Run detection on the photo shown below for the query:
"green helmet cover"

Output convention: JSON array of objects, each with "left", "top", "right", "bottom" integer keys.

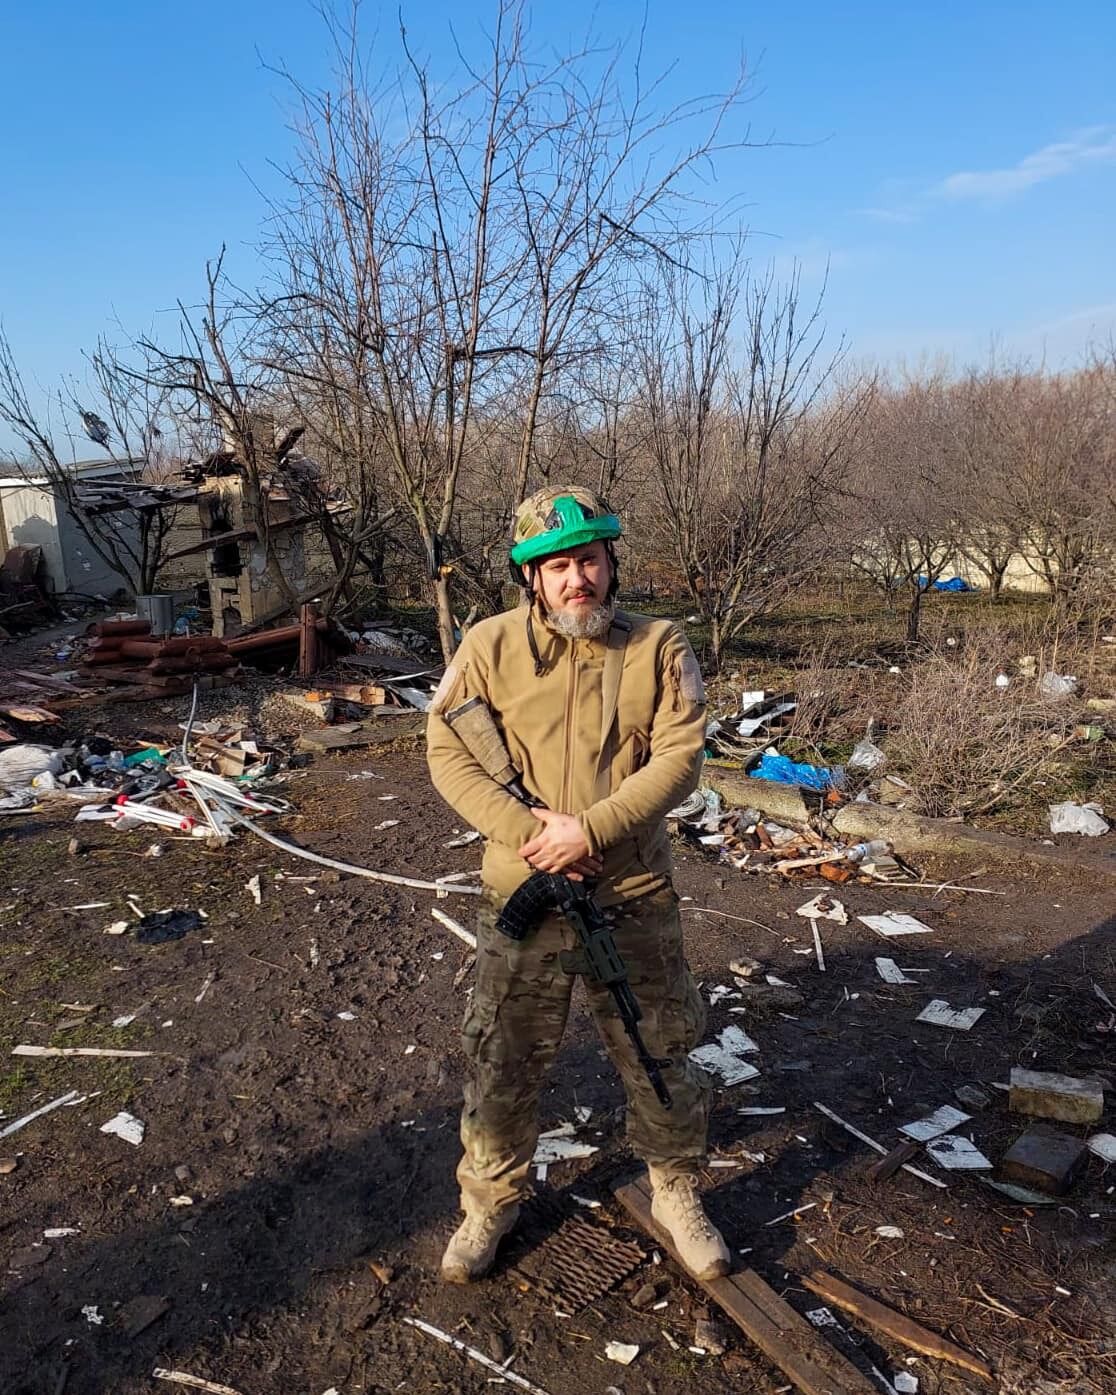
[{"left": 509, "top": 492, "right": 622, "bottom": 566}]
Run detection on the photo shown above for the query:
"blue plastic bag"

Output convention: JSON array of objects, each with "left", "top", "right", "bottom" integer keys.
[{"left": 751, "top": 753, "right": 837, "bottom": 791}]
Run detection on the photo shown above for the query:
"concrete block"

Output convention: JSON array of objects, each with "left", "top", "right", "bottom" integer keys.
[
  {"left": 1009, "top": 1068, "right": 1104, "bottom": 1124},
  {"left": 999, "top": 1126, "right": 1087, "bottom": 1195}
]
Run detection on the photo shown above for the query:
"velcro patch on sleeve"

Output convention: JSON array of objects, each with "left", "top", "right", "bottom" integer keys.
[{"left": 679, "top": 650, "right": 705, "bottom": 704}]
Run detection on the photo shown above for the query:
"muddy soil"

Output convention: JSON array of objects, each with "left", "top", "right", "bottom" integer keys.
[{"left": 1, "top": 725, "right": 1114, "bottom": 1395}]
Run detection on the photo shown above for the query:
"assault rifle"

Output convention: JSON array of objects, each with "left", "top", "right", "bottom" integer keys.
[{"left": 443, "top": 694, "right": 672, "bottom": 1110}]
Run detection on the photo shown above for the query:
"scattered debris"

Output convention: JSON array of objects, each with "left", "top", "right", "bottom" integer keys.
[
  {"left": 729, "top": 955, "right": 763, "bottom": 978},
  {"left": 1048, "top": 801, "right": 1109, "bottom": 836},
  {"left": 443, "top": 829, "right": 482, "bottom": 848},
  {"left": 245, "top": 875, "right": 262, "bottom": 906},
  {"left": 689, "top": 1025, "right": 761, "bottom": 1086},
  {"left": 82, "top": 1305, "right": 105, "bottom": 1325},
  {"left": 866, "top": 1141, "right": 921, "bottom": 1184},
  {"left": 924, "top": 1135, "right": 991, "bottom": 1171},
  {"left": 915, "top": 1001, "right": 985, "bottom": 1031},
  {"left": 999, "top": 1127, "right": 1088, "bottom": 1194},
  {"left": 955, "top": 1084, "right": 992, "bottom": 1110},
  {"left": 12, "top": 1044, "right": 154, "bottom": 1059},
  {"left": 100, "top": 1111, "right": 146, "bottom": 1146},
  {"left": 859, "top": 913, "right": 933, "bottom": 938},
  {"left": 1086, "top": 1132, "right": 1116, "bottom": 1163},
  {"left": 533, "top": 1127, "right": 599, "bottom": 1165},
  {"left": 0, "top": 1089, "right": 80, "bottom": 1139},
  {"left": 796, "top": 894, "right": 848, "bottom": 925},
  {"left": 1009, "top": 1068, "right": 1104, "bottom": 1124},
  {"left": 153, "top": 1371, "right": 245, "bottom": 1395},
  {"left": 604, "top": 1342, "right": 641, "bottom": 1366},
  {"left": 899, "top": 1106, "right": 972, "bottom": 1141},
  {"left": 875, "top": 1225, "right": 905, "bottom": 1239},
  {"left": 431, "top": 906, "right": 478, "bottom": 950},
  {"left": 764, "top": 1201, "right": 817, "bottom": 1227},
  {"left": 875, "top": 958, "right": 916, "bottom": 985},
  {"left": 813, "top": 1103, "right": 946, "bottom": 1188},
  {"left": 402, "top": 1317, "right": 552, "bottom": 1395},
  {"left": 802, "top": 1269, "right": 994, "bottom": 1383}
]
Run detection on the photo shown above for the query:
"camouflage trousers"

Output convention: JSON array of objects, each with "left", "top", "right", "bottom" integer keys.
[{"left": 457, "top": 885, "right": 710, "bottom": 1211}]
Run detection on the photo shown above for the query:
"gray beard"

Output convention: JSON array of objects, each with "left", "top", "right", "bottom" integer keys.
[{"left": 547, "top": 598, "right": 615, "bottom": 639}]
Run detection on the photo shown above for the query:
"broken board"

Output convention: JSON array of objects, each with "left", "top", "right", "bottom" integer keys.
[
  {"left": 614, "top": 1173, "right": 876, "bottom": 1395},
  {"left": 296, "top": 714, "right": 426, "bottom": 752}
]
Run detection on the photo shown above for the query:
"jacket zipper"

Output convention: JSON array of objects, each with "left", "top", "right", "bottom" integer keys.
[{"left": 561, "top": 640, "right": 579, "bottom": 812}]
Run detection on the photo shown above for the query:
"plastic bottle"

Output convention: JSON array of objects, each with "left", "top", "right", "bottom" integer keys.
[
  {"left": 845, "top": 839, "right": 893, "bottom": 864},
  {"left": 107, "top": 751, "right": 127, "bottom": 773}
]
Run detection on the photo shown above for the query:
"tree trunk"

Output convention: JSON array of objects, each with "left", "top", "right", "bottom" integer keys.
[
  {"left": 906, "top": 581, "right": 922, "bottom": 643},
  {"left": 433, "top": 571, "right": 457, "bottom": 663},
  {"left": 710, "top": 614, "right": 724, "bottom": 672}
]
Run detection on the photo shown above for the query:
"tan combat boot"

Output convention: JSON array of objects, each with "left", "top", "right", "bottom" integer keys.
[
  {"left": 440, "top": 1202, "right": 521, "bottom": 1284},
  {"left": 648, "top": 1168, "right": 731, "bottom": 1281}
]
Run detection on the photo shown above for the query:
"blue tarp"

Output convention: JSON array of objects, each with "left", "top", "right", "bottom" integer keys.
[
  {"left": 750, "top": 753, "right": 839, "bottom": 791},
  {"left": 916, "top": 575, "right": 975, "bottom": 593}
]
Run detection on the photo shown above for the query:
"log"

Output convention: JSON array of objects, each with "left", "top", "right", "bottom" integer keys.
[{"left": 801, "top": 1270, "right": 995, "bottom": 1382}]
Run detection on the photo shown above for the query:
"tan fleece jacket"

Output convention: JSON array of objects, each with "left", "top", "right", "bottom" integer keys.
[{"left": 426, "top": 603, "right": 706, "bottom": 905}]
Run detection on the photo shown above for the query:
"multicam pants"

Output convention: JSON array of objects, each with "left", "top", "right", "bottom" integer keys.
[{"left": 457, "top": 885, "right": 710, "bottom": 1210}]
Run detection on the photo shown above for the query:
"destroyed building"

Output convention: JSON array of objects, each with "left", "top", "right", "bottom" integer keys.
[{"left": 183, "top": 417, "right": 348, "bottom": 636}]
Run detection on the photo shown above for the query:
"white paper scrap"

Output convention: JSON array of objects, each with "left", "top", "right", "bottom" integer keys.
[
  {"left": 875, "top": 957, "right": 915, "bottom": 984},
  {"left": 859, "top": 913, "right": 933, "bottom": 937},
  {"left": 1086, "top": 1133, "right": 1116, "bottom": 1162},
  {"left": 690, "top": 1025, "right": 761, "bottom": 1086},
  {"left": 605, "top": 1342, "right": 640, "bottom": 1366},
  {"left": 796, "top": 895, "right": 848, "bottom": 925},
  {"left": 925, "top": 1134, "right": 992, "bottom": 1170},
  {"left": 532, "top": 1136, "right": 599, "bottom": 1165},
  {"left": 916, "top": 1000, "right": 985, "bottom": 1031},
  {"left": 875, "top": 1225, "right": 905, "bottom": 1238},
  {"left": 900, "top": 1105, "right": 972, "bottom": 1141},
  {"left": 100, "top": 1110, "right": 145, "bottom": 1146}
]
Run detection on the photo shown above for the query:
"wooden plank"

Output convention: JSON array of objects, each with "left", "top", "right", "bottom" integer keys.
[
  {"left": 866, "top": 1140, "right": 920, "bottom": 1183},
  {"left": 342, "top": 652, "right": 442, "bottom": 679},
  {"left": 614, "top": 1175, "right": 875, "bottom": 1395},
  {"left": 299, "top": 602, "right": 320, "bottom": 678},
  {"left": 162, "top": 526, "right": 256, "bottom": 564},
  {"left": 802, "top": 1270, "right": 995, "bottom": 1383}
]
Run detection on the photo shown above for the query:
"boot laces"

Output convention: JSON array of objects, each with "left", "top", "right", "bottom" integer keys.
[{"left": 664, "top": 1177, "right": 716, "bottom": 1243}]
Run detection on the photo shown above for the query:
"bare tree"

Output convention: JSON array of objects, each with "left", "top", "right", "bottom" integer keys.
[
  {"left": 851, "top": 372, "right": 960, "bottom": 642},
  {"left": 264, "top": 0, "right": 748, "bottom": 660},
  {"left": 0, "top": 325, "right": 180, "bottom": 595},
  {"left": 643, "top": 259, "right": 873, "bottom": 666}
]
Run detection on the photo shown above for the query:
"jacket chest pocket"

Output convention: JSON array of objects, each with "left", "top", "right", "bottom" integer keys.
[{"left": 613, "top": 728, "right": 651, "bottom": 789}]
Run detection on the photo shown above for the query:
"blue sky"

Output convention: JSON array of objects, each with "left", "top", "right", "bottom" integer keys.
[{"left": 1, "top": 0, "right": 1113, "bottom": 449}]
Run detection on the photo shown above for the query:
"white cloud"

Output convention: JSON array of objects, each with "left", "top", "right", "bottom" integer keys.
[
  {"left": 860, "top": 125, "right": 1116, "bottom": 222},
  {"left": 935, "top": 126, "right": 1116, "bottom": 201}
]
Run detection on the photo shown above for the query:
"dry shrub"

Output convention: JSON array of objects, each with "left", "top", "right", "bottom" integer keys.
[{"left": 888, "top": 645, "right": 1080, "bottom": 818}]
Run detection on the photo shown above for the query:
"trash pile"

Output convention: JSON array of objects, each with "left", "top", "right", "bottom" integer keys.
[{"left": 669, "top": 787, "right": 917, "bottom": 885}]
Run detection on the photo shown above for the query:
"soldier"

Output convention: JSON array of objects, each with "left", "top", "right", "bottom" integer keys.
[{"left": 426, "top": 486, "right": 730, "bottom": 1283}]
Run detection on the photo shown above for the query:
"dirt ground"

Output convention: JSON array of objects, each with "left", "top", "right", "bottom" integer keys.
[{"left": 2, "top": 699, "right": 1116, "bottom": 1395}]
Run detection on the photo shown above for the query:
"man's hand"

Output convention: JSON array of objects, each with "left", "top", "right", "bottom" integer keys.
[{"left": 518, "top": 808, "right": 602, "bottom": 880}]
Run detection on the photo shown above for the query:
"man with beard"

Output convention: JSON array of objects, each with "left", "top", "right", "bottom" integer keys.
[{"left": 426, "top": 486, "right": 730, "bottom": 1284}]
